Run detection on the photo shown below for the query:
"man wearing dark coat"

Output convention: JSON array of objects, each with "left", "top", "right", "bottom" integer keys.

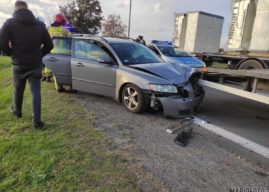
[{"left": 0, "top": 1, "right": 53, "bottom": 129}]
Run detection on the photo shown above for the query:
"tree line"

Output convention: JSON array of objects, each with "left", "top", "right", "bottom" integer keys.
[{"left": 60, "top": 0, "right": 127, "bottom": 37}]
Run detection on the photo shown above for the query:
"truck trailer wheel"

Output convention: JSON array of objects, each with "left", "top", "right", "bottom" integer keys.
[{"left": 238, "top": 59, "right": 264, "bottom": 70}]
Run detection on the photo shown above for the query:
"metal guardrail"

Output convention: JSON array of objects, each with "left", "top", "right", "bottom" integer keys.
[
  {"left": 199, "top": 79, "right": 269, "bottom": 105},
  {"left": 206, "top": 68, "right": 269, "bottom": 80},
  {"left": 200, "top": 68, "right": 269, "bottom": 105}
]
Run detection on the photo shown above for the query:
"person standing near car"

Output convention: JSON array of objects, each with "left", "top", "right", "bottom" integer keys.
[
  {"left": 44, "top": 14, "right": 69, "bottom": 82},
  {"left": 0, "top": 1, "right": 53, "bottom": 129},
  {"left": 46, "top": 14, "right": 71, "bottom": 90},
  {"left": 48, "top": 14, "right": 70, "bottom": 38},
  {"left": 135, "top": 35, "right": 146, "bottom": 45}
]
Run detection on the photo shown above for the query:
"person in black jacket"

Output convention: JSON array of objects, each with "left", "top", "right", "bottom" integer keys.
[
  {"left": 135, "top": 35, "right": 146, "bottom": 45},
  {"left": 0, "top": 1, "right": 53, "bottom": 129}
]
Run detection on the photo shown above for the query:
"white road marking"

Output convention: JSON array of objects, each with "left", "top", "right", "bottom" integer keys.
[{"left": 194, "top": 117, "right": 269, "bottom": 159}]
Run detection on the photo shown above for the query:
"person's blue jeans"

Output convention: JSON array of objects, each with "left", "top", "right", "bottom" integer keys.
[{"left": 13, "top": 67, "right": 42, "bottom": 123}]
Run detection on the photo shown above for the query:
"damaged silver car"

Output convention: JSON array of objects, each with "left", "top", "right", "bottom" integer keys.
[{"left": 43, "top": 36, "right": 204, "bottom": 118}]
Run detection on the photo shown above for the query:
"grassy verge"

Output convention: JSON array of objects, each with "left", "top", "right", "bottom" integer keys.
[
  {"left": 0, "top": 56, "right": 140, "bottom": 192},
  {"left": 211, "top": 62, "right": 228, "bottom": 69}
]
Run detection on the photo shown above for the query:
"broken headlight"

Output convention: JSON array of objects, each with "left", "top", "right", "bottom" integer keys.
[
  {"left": 149, "top": 84, "right": 178, "bottom": 93},
  {"left": 189, "top": 73, "right": 201, "bottom": 87}
]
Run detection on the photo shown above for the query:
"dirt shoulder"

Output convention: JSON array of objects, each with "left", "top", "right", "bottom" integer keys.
[{"left": 75, "top": 92, "right": 269, "bottom": 192}]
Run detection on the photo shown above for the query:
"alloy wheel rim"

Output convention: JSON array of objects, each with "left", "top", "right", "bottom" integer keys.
[{"left": 124, "top": 87, "right": 139, "bottom": 110}]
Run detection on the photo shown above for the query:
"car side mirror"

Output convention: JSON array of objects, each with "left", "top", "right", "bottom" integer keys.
[{"left": 98, "top": 55, "right": 114, "bottom": 64}]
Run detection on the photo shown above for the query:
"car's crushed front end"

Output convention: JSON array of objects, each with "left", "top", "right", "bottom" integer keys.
[
  {"left": 126, "top": 63, "right": 205, "bottom": 118},
  {"left": 145, "top": 76, "right": 204, "bottom": 118}
]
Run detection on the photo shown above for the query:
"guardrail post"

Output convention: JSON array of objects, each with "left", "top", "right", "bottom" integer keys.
[
  {"left": 219, "top": 76, "right": 224, "bottom": 84},
  {"left": 244, "top": 78, "right": 251, "bottom": 92},
  {"left": 252, "top": 78, "right": 258, "bottom": 93}
]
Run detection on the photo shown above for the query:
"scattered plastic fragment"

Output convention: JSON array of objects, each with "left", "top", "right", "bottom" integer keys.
[
  {"left": 254, "top": 171, "right": 268, "bottom": 177},
  {"left": 166, "top": 117, "right": 194, "bottom": 134}
]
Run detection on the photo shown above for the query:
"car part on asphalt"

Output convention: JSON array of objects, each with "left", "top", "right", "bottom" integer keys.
[
  {"left": 166, "top": 117, "right": 194, "bottom": 134},
  {"left": 174, "top": 127, "right": 193, "bottom": 147}
]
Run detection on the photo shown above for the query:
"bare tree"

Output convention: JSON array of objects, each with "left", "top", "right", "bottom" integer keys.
[{"left": 102, "top": 14, "right": 127, "bottom": 38}]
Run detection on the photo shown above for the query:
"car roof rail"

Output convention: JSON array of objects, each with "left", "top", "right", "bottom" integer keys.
[
  {"left": 72, "top": 34, "right": 108, "bottom": 43},
  {"left": 72, "top": 34, "right": 84, "bottom": 37},
  {"left": 73, "top": 35, "right": 138, "bottom": 43},
  {"left": 103, "top": 36, "right": 135, "bottom": 41},
  {"left": 94, "top": 36, "right": 108, "bottom": 43}
]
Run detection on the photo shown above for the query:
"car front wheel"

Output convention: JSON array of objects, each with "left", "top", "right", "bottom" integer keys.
[{"left": 122, "top": 84, "right": 147, "bottom": 113}]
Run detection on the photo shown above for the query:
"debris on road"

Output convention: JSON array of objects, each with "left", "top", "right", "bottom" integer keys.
[
  {"left": 174, "top": 127, "right": 193, "bottom": 147},
  {"left": 254, "top": 171, "right": 268, "bottom": 177},
  {"left": 165, "top": 117, "right": 194, "bottom": 147},
  {"left": 166, "top": 117, "right": 194, "bottom": 134},
  {"left": 74, "top": 92, "right": 269, "bottom": 192}
]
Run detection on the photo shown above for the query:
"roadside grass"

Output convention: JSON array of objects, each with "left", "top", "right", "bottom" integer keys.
[
  {"left": 0, "top": 56, "right": 140, "bottom": 192},
  {"left": 211, "top": 62, "right": 228, "bottom": 69},
  {"left": 0, "top": 56, "right": 11, "bottom": 70}
]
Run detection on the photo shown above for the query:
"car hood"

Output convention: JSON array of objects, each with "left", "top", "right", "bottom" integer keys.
[
  {"left": 129, "top": 63, "right": 192, "bottom": 84},
  {"left": 166, "top": 56, "right": 205, "bottom": 67}
]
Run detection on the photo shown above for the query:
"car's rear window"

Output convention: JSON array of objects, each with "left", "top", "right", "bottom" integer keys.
[{"left": 51, "top": 38, "right": 72, "bottom": 55}]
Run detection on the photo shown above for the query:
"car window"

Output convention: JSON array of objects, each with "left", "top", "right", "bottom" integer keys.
[
  {"left": 110, "top": 42, "right": 163, "bottom": 65},
  {"left": 157, "top": 46, "right": 191, "bottom": 57},
  {"left": 51, "top": 38, "right": 72, "bottom": 55},
  {"left": 73, "top": 39, "right": 111, "bottom": 62},
  {"left": 149, "top": 45, "right": 161, "bottom": 56}
]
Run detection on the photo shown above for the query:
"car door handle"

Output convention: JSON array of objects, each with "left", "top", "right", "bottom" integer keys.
[
  {"left": 74, "top": 63, "right": 85, "bottom": 67},
  {"left": 48, "top": 57, "right": 57, "bottom": 62}
]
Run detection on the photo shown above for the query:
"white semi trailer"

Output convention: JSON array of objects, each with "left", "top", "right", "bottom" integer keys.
[
  {"left": 200, "top": 0, "right": 269, "bottom": 70},
  {"left": 173, "top": 11, "right": 224, "bottom": 53},
  {"left": 229, "top": 0, "right": 269, "bottom": 51},
  {"left": 173, "top": 0, "right": 269, "bottom": 70},
  {"left": 172, "top": 0, "right": 269, "bottom": 104}
]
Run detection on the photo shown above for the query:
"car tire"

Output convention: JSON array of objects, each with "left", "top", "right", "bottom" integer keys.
[
  {"left": 122, "top": 84, "right": 147, "bottom": 113},
  {"left": 53, "top": 76, "right": 64, "bottom": 92}
]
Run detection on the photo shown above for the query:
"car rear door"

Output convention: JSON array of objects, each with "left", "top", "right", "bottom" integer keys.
[
  {"left": 71, "top": 38, "right": 117, "bottom": 97},
  {"left": 43, "top": 37, "right": 72, "bottom": 86}
]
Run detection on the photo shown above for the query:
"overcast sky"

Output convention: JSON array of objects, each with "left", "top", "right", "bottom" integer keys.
[{"left": 0, "top": 0, "right": 232, "bottom": 47}]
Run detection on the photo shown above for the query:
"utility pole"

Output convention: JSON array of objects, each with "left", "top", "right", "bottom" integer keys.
[{"left": 128, "top": 0, "right": 132, "bottom": 38}]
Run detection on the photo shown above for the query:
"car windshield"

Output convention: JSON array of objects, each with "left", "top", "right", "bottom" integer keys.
[
  {"left": 110, "top": 42, "right": 163, "bottom": 65},
  {"left": 157, "top": 46, "right": 191, "bottom": 57}
]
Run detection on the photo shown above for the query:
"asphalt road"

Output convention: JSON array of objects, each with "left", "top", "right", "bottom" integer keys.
[
  {"left": 73, "top": 91, "right": 269, "bottom": 192},
  {"left": 197, "top": 87, "right": 269, "bottom": 148}
]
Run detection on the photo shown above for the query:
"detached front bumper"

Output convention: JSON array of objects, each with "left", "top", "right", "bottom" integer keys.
[
  {"left": 158, "top": 94, "right": 203, "bottom": 118},
  {"left": 146, "top": 82, "right": 204, "bottom": 118}
]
